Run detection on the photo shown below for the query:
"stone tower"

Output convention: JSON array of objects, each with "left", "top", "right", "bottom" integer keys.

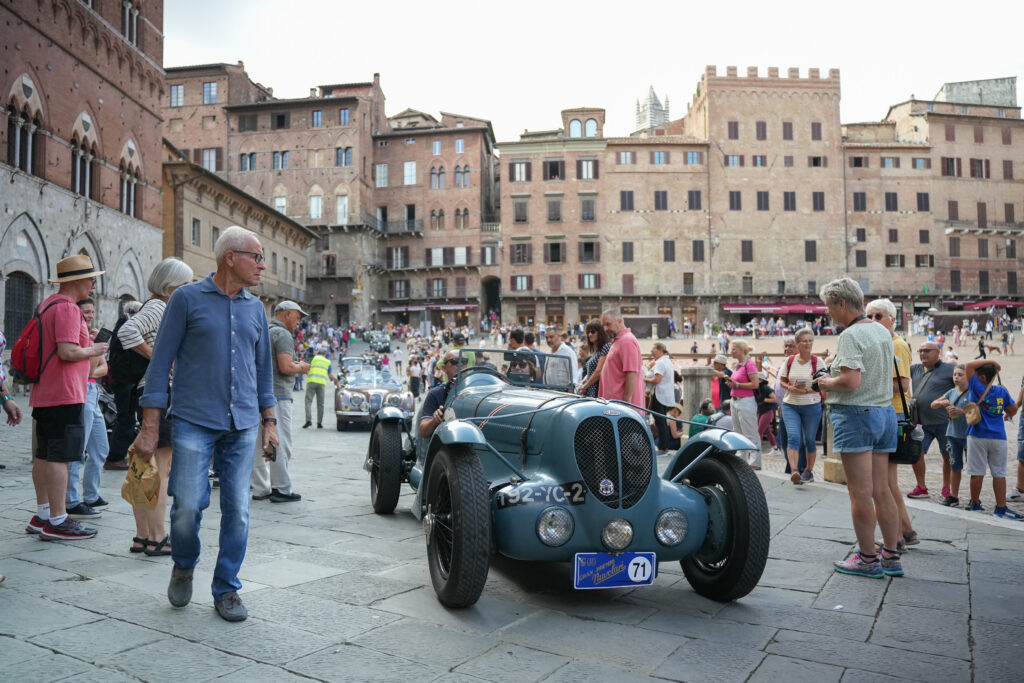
[{"left": 635, "top": 86, "right": 670, "bottom": 131}]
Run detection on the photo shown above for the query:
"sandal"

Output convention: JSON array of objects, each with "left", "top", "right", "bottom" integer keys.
[
  {"left": 130, "top": 536, "right": 150, "bottom": 554},
  {"left": 144, "top": 536, "right": 172, "bottom": 557}
]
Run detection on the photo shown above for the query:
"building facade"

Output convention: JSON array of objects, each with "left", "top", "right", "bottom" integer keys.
[
  {"left": 161, "top": 141, "right": 317, "bottom": 310},
  {"left": 1, "top": 0, "right": 165, "bottom": 338}
]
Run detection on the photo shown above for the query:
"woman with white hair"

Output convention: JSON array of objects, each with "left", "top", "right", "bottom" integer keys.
[
  {"left": 120, "top": 257, "right": 194, "bottom": 555},
  {"left": 816, "top": 278, "right": 902, "bottom": 578},
  {"left": 725, "top": 339, "right": 762, "bottom": 468}
]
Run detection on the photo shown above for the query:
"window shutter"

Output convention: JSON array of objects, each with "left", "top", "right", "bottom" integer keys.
[
  {"left": 527, "top": 244, "right": 533, "bottom": 263},
  {"left": 425, "top": 248, "right": 431, "bottom": 263},
  {"left": 576, "top": 159, "right": 582, "bottom": 179},
  {"left": 578, "top": 242, "right": 584, "bottom": 262},
  {"left": 508, "top": 162, "right": 515, "bottom": 180},
  {"left": 593, "top": 160, "right": 599, "bottom": 178},
  {"left": 984, "top": 159, "right": 990, "bottom": 178},
  {"left": 740, "top": 155, "right": 745, "bottom": 167},
  {"left": 557, "top": 160, "right": 564, "bottom": 179},
  {"left": 510, "top": 276, "right": 516, "bottom": 290},
  {"left": 650, "top": 151, "right": 655, "bottom": 164},
  {"left": 386, "top": 249, "right": 393, "bottom": 268},
  {"left": 594, "top": 241, "right": 600, "bottom": 262},
  {"left": 894, "top": 157, "right": 900, "bottom": 169},
  {"left": 578, "top": 273, "right": 584, "bottom": 289},
  {"left": 466, "top": 247, "right": 472, "bottom": 265},
  {"left": 543, "top": 243, "right": 551, "bottom": 263},
  {"left": 698, "top": 151, "right": 704, "bottom": 164},
  {"left": 527, "top": 275, "right": 533, "bottom": 290},
  {"left": 525, "top": 162, "right": 532, "bottom": 181},
  {"left": 664, "top": 151, "right": 670, "bottom": 164},
  {"left": 623, "top": 274, "right": 633, "bottom": 294},
  {"left": 956, "top": 158, "right": 962, "bottom": 177},
  {"left": 899, "top": 254, "right": 906, "bottom": 268},
  {"left": 216, "top": 147, "right": 224, "bottom": 171},
  {"left": 388, "top": 281, "right": 394, "bottom": 298},
  {"left": 193, "top": 149, "right": 202, "bottom": 164},
  {"left": 595, "top": 274, "right": 601, "bottom": 289},
  {"left": 822, "top": 156, "right": 828, "bottom": 167},
  {"left": 402, "top": 246, "right": 409, "bottom": 263},
  {"left": 616, "top": 152, "right": 621, "bottom": 165}
]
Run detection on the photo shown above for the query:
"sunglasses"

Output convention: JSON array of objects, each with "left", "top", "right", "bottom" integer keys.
[{"left": 444, "top": 359, "right": 466, "bottom": 366}]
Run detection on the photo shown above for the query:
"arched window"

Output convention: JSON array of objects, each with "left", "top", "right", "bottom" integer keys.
[
  {"left": 453, "top": 166, "right": 462, "bottom": 188},
  {"left": 430, "top": 210, "right": 438, "bottom": 230},
  {"left": 118, "top": 164, "right": 140, "bottom": 217},
  {"left": 430, "top": 168, "right": 438, "bottom": 189},
  {"left": 438, "top": 167, "right": 446, "bottom": 189},
  {"left": 585, "top": 118, "right": 598, "bottom": 137},
  {"left": 462, "top": 165, "right": 471, "bottom": 187},
  {"left": 438, "top": 210, "right": 445, "bottom": 231},
  {"left": 72, "top": 139, "right": 96, "bottom": 199},
  {"left": 454, "top": 209, "right": 463, "bottom": 230},
  {"left": 569, "top": 119, "right": 582, "bottom": 138},
  {"left": 6, "top": 107, "right": 42, "bottom": 175}
]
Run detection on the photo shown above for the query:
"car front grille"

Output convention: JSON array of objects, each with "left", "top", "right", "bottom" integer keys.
[
  {"left": 574, "top": 417, "right": 619, "bottom": 508},
  {"left": 573, "top": 415, "right": 653, "bottom": 509},
  {"left": 616, "top": 418, "right": 654, "bottom": 508},
  {"left": 368, "top": 394, "right": 383, "bottom": 412}
]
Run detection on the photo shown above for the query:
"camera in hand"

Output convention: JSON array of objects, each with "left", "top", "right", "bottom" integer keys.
[{"left": 810, "top": 366, "right": 830, "bottom": 393}]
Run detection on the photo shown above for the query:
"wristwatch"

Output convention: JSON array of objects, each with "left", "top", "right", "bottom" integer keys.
[{"left": 262, "top": 417, "right": 278, "bottom": 425}]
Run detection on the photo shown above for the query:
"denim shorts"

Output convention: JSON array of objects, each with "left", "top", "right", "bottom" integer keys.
[
  {"left": 828, "top": 404, "right": 897, "bottom": 454},
  {"left": 946, "top": 436, "right": 966, "bottom": 471},
  {"left": 1016, "top": 438, "right": 1024, "bottom": 464}
]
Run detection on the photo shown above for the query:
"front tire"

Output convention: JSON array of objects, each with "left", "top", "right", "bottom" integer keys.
[
  {"left": 424, "top": 445, "right": 490, "bottom": 608},
  {"left": 679, "top": 453, "right": 769, "bottom": 602},
  {"left": 369, "top": 421, "right": 402, "bottom": 514}
]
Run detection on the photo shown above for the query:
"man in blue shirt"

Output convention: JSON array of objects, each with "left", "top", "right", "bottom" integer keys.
[{"left": 135, "top": 226, "right": 278, "bottom": 622}]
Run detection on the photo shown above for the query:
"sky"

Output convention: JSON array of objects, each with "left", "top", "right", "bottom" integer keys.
[{"left": 164, "top": 0, "right": 1024, "bottom": 143}]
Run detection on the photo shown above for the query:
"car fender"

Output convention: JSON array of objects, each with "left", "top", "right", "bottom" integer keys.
[
  {"left": 664, "top": 429, "right": 757, "bottom": 480},
  {"left": 364, "top": 407, "right": 409, "bottom": 472},
  {"left": 411, "top": 419, "right": 489, "bottom": 520}
]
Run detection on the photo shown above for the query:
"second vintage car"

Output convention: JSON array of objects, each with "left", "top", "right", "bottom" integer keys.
[{"left": 336, "top": 361, "right": 413, "bottom": 430}]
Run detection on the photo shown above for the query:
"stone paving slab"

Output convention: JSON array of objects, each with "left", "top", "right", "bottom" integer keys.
[
  {"left": 543, "top": 660, "right": 664, "bottom": 683},
  {"left": 92, "top": 637, "right": 253, "bottom": 681},
  {"left": 651, "top": 638, "right": 766, "bottom": 683},
  {"left": 289, "top": 569, "right": 420, "bottom": 605},
  {"left": 747, "top": 654, "right": 844, "bottom": 683},
  {"left": 970, "top": 619, "right": 1024, "bottom": 683},
  {"left": 241, "top": 587, "right": 401, "bottom": 638},
  {"left": 287, "top": 642, "right": 444, "bottom": 681},
  {"left": 237, "top": 558, "right": 346, "bottom": 588},
  {"left": 967, "top": 578, "right": 1024, "bottom": 627},
  {"left": 28, "top": 618, "right": 167, "bottom": 662},
  {"left": 203, "top": 618, "right": 337, "bottom": 665},
  {"left": 352, "top": 619, "right": 498, "bottom": 669},
  {"left": 373, "top": 586, "right": 538, "bottom": 635},
  {"left": 1, "top": 652, "right": 97, "bottom": 682},
  {"left": 0, "top": 591, "right": 102, "bottom": 638},
  {"left": 868, "top": 603, "right": 971, "bottom": 660},
  {"left": 452, "top": 643, "right": 570, "bottom": 682},
  {"left": 882, "top": 575, "right": 970, "bottom": 613},
  {"left": 637, "top": 611, "right": 777, "bottom": 649}
]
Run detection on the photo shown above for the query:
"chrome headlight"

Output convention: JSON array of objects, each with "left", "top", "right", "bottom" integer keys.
[
  {"left": 386, "top": 394, "right": 402, "bottom": 407},
  {"left": 537, "top": 506, "right": 574, "bottom": 547},
  {"left": 655, "top": 508, "right": 688, "bottom": 547},
  {"left": 601, "top": 518, "right": 633, "bottom": 551},
  {"left": 350, "top": 394, "right": 365, "bottom": 408}
]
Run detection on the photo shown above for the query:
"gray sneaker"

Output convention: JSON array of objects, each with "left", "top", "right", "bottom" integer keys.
[
  {"left": 167, "top": 565, "right": 193, "bottom": 607},
  {"left": 214, "top": 592, "right": 248, "bottom": 622},
  {"left": 800, "top": 469, "right": 814, "bottom": 483}
]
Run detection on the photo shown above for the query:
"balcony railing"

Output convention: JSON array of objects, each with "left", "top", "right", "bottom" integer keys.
[
  {"left": 387, "top": 258, "right": 474, "bottom": 271},
  {"left": 382, "top": 219, "right": 424, "bottom": 234},
  {"left": 481, "top": 222, "right": 501, "bottom": 233}
]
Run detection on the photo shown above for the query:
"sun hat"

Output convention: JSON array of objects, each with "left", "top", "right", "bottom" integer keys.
[{"left": 49, "top": 254, "right": 104, "bottom": 283}]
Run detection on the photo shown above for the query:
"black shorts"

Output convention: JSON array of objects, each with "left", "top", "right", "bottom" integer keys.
[
  {"left": 137, "top": 403, "right": 173, "bottom": 450},
  {"left": 32, "top": 404, "right": 86, "bottom": 463}
]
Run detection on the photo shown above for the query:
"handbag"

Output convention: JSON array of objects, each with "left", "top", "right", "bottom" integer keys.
[
  {"left": 891, "top": 359, "right": 921, "bottom": 465},
  {"left": 120, "top": 446, "right": 161, "bottom": 509},
  {"left": 964, "top": 375, "right": 998, "bottom": 426}
]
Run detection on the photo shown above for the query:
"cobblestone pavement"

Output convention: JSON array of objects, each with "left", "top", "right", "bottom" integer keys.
[{"left": 2, "top": 339, "right": 1024, "bottom": 681}]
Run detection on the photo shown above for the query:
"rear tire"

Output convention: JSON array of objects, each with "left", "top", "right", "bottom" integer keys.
[
  {"left": 369, "top": 421, "right": 402, "bottom": 514},
  {"left": 424, "top": 445, "right": 490, "bottom": 608},
  {"left": 679, "top": 453, "right": 769, "bottom": 602}
]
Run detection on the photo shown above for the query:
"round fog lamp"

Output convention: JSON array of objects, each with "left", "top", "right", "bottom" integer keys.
[
  {"left": 655, "top": 508, "right": 688, "bottom": 547},
  {"left": 537, "top": 507, "right": 574, "bottom": 547},
  {"left": 601, "top": 518, "right": 633, "bottom": 551}
]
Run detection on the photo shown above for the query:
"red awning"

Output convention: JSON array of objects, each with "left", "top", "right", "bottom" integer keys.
[
  {"left": 780, "top": 303, "right": 828, "bottom": 315},
  {"left": 963, "top": 299, "right": 1024, "bottom": 310},
  {"left": 720, "top": 303, "right": 784, "bottom": 314}
]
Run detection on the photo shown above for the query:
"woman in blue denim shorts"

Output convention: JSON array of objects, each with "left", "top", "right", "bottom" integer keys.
[
  {"left": 815, "top": 278, "right": 903, "bottom": 579},
  {"left": 1012, "top": 377, "right": 1024, "bottom": 502},
  {"left": 931, "top": 363, "right": 969, "bottom": 507}
]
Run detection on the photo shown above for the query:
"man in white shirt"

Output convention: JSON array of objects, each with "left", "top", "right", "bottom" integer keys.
[
  {"left": 645, "top": 342, "right": 676, "bottom": 453},
  {"left": 544, "top": 326, "right": 578, "bottom": 386}
]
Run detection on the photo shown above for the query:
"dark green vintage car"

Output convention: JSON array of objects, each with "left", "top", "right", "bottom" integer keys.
[{"left": 365, "top": 348, "right": 769, "bottom": 608}]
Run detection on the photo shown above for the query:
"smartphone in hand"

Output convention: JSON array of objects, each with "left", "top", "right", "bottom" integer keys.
[
  {"left": 94, "top": 327, "right": 113, "bottom": 344},
  {"left": 263, "top": 443, "right": 277, "bottom": 462}
]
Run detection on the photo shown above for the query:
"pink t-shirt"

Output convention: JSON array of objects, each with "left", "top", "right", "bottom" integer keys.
[
  {"left": 598, "top": 328, "right": 644, "bottom": 409},
  {"left": 730, "top": 358, "right": 758, "bottom": 398},
  {"left": 29, "top": 294, "right": 90, "bottom": 408}
]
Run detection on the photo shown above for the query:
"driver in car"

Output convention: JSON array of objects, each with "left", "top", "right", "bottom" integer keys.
[
  {"left": 419, "top": 350, "right": 466, "bottom": 437},
  {"left": 506, "top": 354, "right": 538, "bottom": 384}
]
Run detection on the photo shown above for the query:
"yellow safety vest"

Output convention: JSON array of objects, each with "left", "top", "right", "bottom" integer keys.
[{"left": 307, "top": 355, "right": 331, "bottom": 385}]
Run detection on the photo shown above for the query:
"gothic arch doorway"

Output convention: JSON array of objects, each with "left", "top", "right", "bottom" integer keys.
[
  {"left": 4, "top": 271, "right": 37, "bottom": 342},
  {"left": 481, "top": 276, "right": 501, "bottom": 324}
]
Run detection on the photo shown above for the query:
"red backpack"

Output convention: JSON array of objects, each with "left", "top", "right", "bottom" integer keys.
[
  {"left": 784, "top": 353, "right": 826, "bottom": 402},
  {"left": 10, "top": 298, "right": 77, "bottom": 383}
]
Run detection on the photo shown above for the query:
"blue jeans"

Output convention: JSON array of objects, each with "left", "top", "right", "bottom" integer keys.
[
  {"left": 782, "top": 403, "right": 822, "bottom": 456},
  {"left": 67, "top": 382, "right": 109, "bottom": 506},
  {"left": 778, "top": 417, "right": 806, "bottom": 473},
  {"left": 168, "top": 418, "right": 258, "bottom": 600}
]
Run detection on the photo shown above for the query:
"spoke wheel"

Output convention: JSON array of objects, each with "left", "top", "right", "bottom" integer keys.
[
  {"left": 369, "top": 421, "right": 402, "bottom": 514},
  {"left": 424, "top": 445, "right": 490, "bottom": 608},
  {"left": 679, "top": 453, "right": 769, "bottom": 602}
]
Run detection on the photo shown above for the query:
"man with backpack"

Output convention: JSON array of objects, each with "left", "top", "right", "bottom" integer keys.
[
  {"left": 18, "top": 255, "right": 109, "bottom": 540},
  {"left": 104, "top": 300, "right": 145, "bottom": 470}
]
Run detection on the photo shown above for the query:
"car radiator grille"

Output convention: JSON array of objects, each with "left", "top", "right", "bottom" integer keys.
[
  {"left": 368, "top": 394, "right": 383, "bottom": 412},
  {"left": 573, "top": 416, "right": 653, "bottom": 509}
]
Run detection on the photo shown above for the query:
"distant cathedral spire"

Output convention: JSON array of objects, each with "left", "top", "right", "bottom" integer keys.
[{"left": 636, "top": 86, "right": 669, "bottom": 131}]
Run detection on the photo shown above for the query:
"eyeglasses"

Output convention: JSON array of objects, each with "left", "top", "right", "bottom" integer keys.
[
  {"left": 444, "top": 359, "right": 465, "bottom": 366},
  {"left": 232, "top": 250, "right": 265, "bottom": 264},
  {"left": 587, "top": 331, "right": 597, "bottom": 335}
]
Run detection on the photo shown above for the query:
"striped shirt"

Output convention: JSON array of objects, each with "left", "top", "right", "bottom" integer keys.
[{"left": 118, "top": 298, "right": 166, "bottom": 351}]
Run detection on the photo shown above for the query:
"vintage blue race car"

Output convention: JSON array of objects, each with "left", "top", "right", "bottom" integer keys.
[{"left": 365, "top": 348, "right": 769, "bottom": 608}]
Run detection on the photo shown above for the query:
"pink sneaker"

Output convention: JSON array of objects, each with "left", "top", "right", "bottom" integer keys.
[
  {"left": 907, "top": 485, "right": 929, "bottom": 499},
  {"left": 941, "top": 486, "right": 952, "bottom": 499}
]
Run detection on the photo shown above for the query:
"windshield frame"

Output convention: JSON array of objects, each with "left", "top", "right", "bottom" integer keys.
[{"left": 452, "top": 347, "right": 576, "bottom": 392}]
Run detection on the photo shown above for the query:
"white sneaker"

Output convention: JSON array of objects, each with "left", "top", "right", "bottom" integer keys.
[
  {"left": 1009, "top": 488, "right": 1024, "bottom": 501},
  {"left": 767, "top": 448, "right": 781, "bottom": 456}
]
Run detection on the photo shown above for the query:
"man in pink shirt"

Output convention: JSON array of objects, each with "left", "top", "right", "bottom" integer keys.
[
  {"left": 26, "top": 255, "right": 109, "bottom": 541},
  {"left": 599, "top": 309, "right": 644, "bottom": 410}
]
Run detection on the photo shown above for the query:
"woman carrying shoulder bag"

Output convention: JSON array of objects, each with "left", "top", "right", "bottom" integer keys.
[{"left": 725, "top": 340, "right": 762, "bottom": 469}]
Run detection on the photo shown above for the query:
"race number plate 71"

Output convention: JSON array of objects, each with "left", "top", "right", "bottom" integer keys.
[{"left": 573, "top": 552, "right": 657, "bottom": 590}]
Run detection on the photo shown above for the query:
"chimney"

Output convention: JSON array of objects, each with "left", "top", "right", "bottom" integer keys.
[{"left": 309, "top": 87, "right": 317, "bottom": 98}]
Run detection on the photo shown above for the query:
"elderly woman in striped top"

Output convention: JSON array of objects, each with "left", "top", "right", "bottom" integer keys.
[{"left": 119, "top": 258, "right": 194, "bottom": 556}]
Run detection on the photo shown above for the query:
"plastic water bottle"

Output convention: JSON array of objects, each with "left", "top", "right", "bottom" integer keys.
[{"left": 911, "top": 425, "right": 924, "bottom": 443}]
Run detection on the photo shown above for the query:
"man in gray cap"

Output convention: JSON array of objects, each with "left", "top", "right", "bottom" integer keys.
[{"left": 253, "top": 301, "right": 310, "bottom": 502}]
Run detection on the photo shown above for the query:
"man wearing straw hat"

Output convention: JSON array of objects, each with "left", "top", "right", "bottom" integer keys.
[{"left": 24, "top": 255, "right": 109, "bottom": 541}]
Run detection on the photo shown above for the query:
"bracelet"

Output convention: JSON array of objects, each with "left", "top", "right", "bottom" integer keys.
[
  {"left": 0, "top": 395, "right": 10, "bottom": 405},
  {"left": 262, "top": 417, "right": 278, "bottom": 425}
]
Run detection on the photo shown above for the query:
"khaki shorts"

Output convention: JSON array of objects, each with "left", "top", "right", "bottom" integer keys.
[{"left": 966, "top": 436, "right": 1007, "bottom": 478}]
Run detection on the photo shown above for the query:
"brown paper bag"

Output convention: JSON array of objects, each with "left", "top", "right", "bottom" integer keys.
[{"left": 120, "top": 446, "right": 160, "bottom": 509}]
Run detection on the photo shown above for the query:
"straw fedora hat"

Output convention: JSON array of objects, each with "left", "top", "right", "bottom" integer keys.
[{"left": 48, "top": 254, "right": 105, "bottom": 283}]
